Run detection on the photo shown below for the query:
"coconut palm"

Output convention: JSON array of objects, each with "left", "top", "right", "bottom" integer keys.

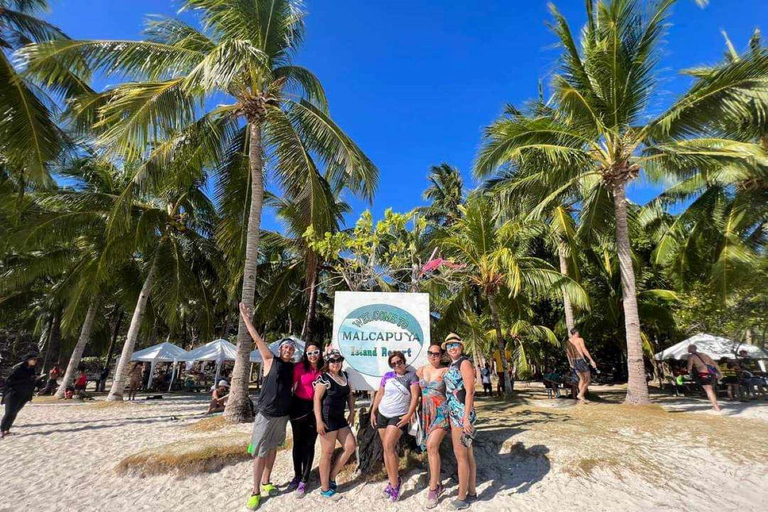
[
  {"left": 475, "top": 0, "right": 768, "bottom": 404},
  {"left": 21, "top": 0, "right": 378, "bottom": 420},
  {"left": 0, "top": 0, "right": 92, "bottom": 188},
  {"left": 440, "top": 194, "right": 588, "bottom": 395},
  {"left": 419, "top": 163, "right": 465, "bottom": 227}
]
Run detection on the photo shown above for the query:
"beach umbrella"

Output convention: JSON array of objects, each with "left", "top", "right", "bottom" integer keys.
[
  {"left": 250, "top": 337, "right": 306, "bottom": 363},
  {"left": 654, "top": 333, "right": 768, "bottom": 362},
  {"left": 130, "top": 341, "right": 189, "bottom": 389}
]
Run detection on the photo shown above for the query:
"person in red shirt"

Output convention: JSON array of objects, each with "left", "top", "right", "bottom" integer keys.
[{"left": 74, "top": 370, "right": 88, "bottom": 392}]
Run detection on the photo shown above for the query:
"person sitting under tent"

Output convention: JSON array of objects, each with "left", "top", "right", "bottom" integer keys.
[{"left": 206, "top": 380, "right": 230, "bottom": 414}]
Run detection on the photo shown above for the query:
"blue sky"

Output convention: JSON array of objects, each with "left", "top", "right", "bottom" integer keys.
[{"left": 45, "top": 0, "right": 767, "bottom": 231}]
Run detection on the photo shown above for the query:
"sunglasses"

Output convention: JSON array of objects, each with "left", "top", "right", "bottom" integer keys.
[
  {"left": 445, "top": 342, "right": 461, "bottom": 350},
  {"left": 328, "top": 358, "right": 343, "bottom": 363},
  {"left": 306, "top": 350, "right": 320, "bottom": 356},
  {"left": 428, "top": 351, "right": 442, "bottom": 357},
  {"left": 391, "top": 360, "right": 405, "bottom": 367}
]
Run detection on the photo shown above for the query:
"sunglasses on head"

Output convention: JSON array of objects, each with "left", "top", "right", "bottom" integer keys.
[
  {"left": 306, "top": 350, "right": 320, "bottom": 356},
  {"left": 445, "top": 342, "right": 461, "bottom": 350}
]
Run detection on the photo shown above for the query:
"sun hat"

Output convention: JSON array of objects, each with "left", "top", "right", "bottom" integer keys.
[
  {"left": 218, "top": 380, "right": 229, "bottom": 388},
  {"left": 22, "top": 352, "right": 40, "bottom": 362},
  {"left": 441, "top": 333, "right": 464, "bottom": 350}
]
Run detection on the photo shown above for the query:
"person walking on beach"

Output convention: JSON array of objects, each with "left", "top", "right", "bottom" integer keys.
[
  {"left": 240, "top": 303, "right": 296, "bottom": 511},
  {"left": 370, "top": 351, "right": 420, "bottom": 502},
  {"left": 686, "top": 345, "right": 722, "bottom": 412},
  {"left": 479, "top": 363, "right": 492, "bottom": 397},
  {"left": 314, "top": 349, "right": 356, "bottom": 501},
  {"left": 443, "top": 334, "right": 477, "bottom": 510},
  {"left": 566, "top": 329, "right": 597, "bottom": 402},
  {"left": 205, "top": 380, "right": 230, "bottom": 414},
  {"left": 288, "top": 342, "right": 323, "bottom": 498},
  {"left": 2, "top": 353, "right": 39, "bottom": 439},
  {"left": 128, "top": 363, "right": 143, "bottom": 401},
  {"left": 417, "top": 343, "right": 450, "bottom": 509},
  {"left": 491, "top": 346, "right": 511, "bottom": 396}
]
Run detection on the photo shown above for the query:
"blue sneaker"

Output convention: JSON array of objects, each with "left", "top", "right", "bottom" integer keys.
[
  {"left": 330, "top": 480, "right": 338, "bottom": 491},
  {"left": 320, "top": 489, "right": 341, "bottom": 501}
]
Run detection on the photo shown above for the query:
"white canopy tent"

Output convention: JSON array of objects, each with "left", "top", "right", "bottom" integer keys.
[
  {"left": 655, "top": 333, "right": 768, "bottom": 370},
  {"left": 182, "top": 339, "right": 238, "bottom": 384},
  {"left": 249, "top": 337, "right": 306, "bottom": 363},
  {"left": 130, "top": 342, "right": 189, "bottom": 390}
]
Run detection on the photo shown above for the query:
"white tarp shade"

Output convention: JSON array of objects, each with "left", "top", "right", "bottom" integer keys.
[
  {"left": 182, "top": 339, "right": 238, "bottom": 384},
  {"left": 250, "top": 337, "right": 306, "bottom": 363},
  {"left": 655, "top": 333, "right": 768, "bottom": 361},
  {"left": 130, "top": 342, "right": 189, "bottom": 389}
]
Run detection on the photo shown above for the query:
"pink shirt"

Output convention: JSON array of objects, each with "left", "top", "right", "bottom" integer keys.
[{"left": 293, "top": 364, "right": 321, "bottom": 401}]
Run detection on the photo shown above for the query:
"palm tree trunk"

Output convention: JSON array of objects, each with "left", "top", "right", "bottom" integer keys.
[
  {"left": 104, "top": 310, "right": 124, "bottom": 375},
  {"left": 301, "top": 261, "right": 319, "bottom": 344},
  {"left": 56, "top": 300, "right": 99, "bottom": 398},
  {"left": 487, "top": 294, "right": 512, "bottom": 396},
  {"left": 107, "top": 261, "right": 158, "bottom": 401},
  {"left": 38, "top": 315, "right": 53, "bottom": 375},
  {"left": 224, "top": 121, "right": 265, "bottom": 423},
  {"left": 613, "top": 183, "right": 650, "bottom": 405},
  {"left": 557, "top": 242, "right": 576, "bottom": 332}
]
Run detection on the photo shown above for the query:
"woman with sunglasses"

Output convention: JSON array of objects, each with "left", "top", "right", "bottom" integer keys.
[
  {"left": 442, "top": 333, "right": 477, "bottom": 510},
  {"left": 417, "top": 343, "right": 450, "bottom": 509},
  {"left": 314, "top": 349, "right": 356, "bottom": 500},
  {"left": 370, "top": 351, "right": 420, "bottom": 502},
  {"left": 288, "top": 342, "right": 324, "bottom": 498}
]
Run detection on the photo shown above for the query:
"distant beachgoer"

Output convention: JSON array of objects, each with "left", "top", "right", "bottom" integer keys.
[
  {"left": 737, "top": 350, "right": 767, "bottom": 400},
  {"left": 717, "top": 358, "right": 740, "bottom": 401},
  {"left": 566, "top": 328, "right": 597, "bottom": 402},
  {"left": 417, "top": 343, "right": 450, "bottom": 509},
  {"left": 480, "top": 363, "right": 492, "bottom": 397},
  {"left": 241, "top": 303, "right": 296, "bottom": 511},
  {"left": 442, "top": 334, "right": 477, "bottom": 510},
  {"left": 491, "top": 346, "right": 512, "bottom": 396},
  {"left": 128, "top": 363, "right": 143, "bottom": 401},
  {"left": 2, "top": 353, "right": 39, "bottom": 439},
  {"left": 37, "top": 365, "right": 62, "bottom": 396},
  {"left": 542, "top": 368, "right": 561, "bottom": 399},
  {"left": 314, "top": 349, "right": 356, "bottom": 501},
  {"left": 206, "top": 380, "right": 230, "bottom": 414},
  {"left": 288, "top": 342, "right": 323, "bottom": 498},
  {"left": 96, "top": 366, "right": 110, "bottom": 393},
  {"left": 370, "top": 351, "right": 420, "bottom": 502},
  {"left": 686, "top": 345, "right": 721, "bottom": 412}
]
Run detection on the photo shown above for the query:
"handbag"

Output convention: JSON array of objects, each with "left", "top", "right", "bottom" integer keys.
[{"left": 408, "top": 409, "right": 424, "bottom": 446}]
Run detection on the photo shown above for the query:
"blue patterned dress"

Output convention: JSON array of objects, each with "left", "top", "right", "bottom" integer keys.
[
  {"left": 419, "top": 372, "right": 450, "bottom": 451},
  {"left": 444, "top": 356, "right": 477, "bottom": 429}
]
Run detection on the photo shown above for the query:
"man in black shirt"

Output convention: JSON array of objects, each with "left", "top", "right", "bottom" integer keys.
[
  {"left": 240, "top": 303, "right": 297, "bottom": 511},
  {"left": 2, "top": 353, "right": 39, "bottom": 438}
]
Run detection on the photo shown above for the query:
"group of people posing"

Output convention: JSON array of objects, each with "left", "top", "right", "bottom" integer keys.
[{"left": 239, "top": 303, "right": 478, "bottom": 511}]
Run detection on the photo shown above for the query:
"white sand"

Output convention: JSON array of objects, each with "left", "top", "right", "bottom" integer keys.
[{"left": 1, "top": 391, "right": 766, "bottom": 512}]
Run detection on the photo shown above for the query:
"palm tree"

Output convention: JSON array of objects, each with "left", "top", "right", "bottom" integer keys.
[
  {"left": 0, "top": 0, "right": 90, "bottom": 188},
  {"left": 22, "top": 0, "right": 378, "bottom": 420},
  {"left": 419, "top": 163, "right": 464, "bottom": 227},
  {"left": 440, "top": 194, "right": 588, "bottom": 394},
  {"left": 475, "top": 0, "right": 768, "bottom": 404}
]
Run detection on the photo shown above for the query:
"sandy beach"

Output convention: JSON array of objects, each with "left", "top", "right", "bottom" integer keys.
[{"left": 1, "top": 386, "right": 766, "bottom": 512}]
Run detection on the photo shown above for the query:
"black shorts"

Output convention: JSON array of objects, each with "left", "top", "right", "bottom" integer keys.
[
  {"left": 572, "top": 358, "right": 590, "bottom": 373},
  {"left": 377, "top": 411, "right": 407, "bottom": 432},
  {"left": 721, "top": 376, "right": 739, "bottom": 385}
]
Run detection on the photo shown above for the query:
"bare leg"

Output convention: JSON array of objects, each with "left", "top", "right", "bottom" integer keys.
[
  {"left": 467, "top": 445, "right": 477, "bottom": 496},
  {"left": 261, "top": 448, "right": 277, "bottom": 485},
  {"left": 702, "top": 385, "right": 721, "bottom": 412},
  {"left": 381, "top": 426, "right": 403, "bottom": 488},
  {"left": 426, "top": 429, "right": 447, "bottom": 490},
  {"left": 318, "top": 430, "right": 338, "bottom": 491},
  {"left": 330, "top": 427, "right": 357, "bottom": 482},
  {"left": 252, "top": 455, "right": 267, "bottom": 494},
  {"left": 451, "top": 426, "right": 469, "bottom": 501}
]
